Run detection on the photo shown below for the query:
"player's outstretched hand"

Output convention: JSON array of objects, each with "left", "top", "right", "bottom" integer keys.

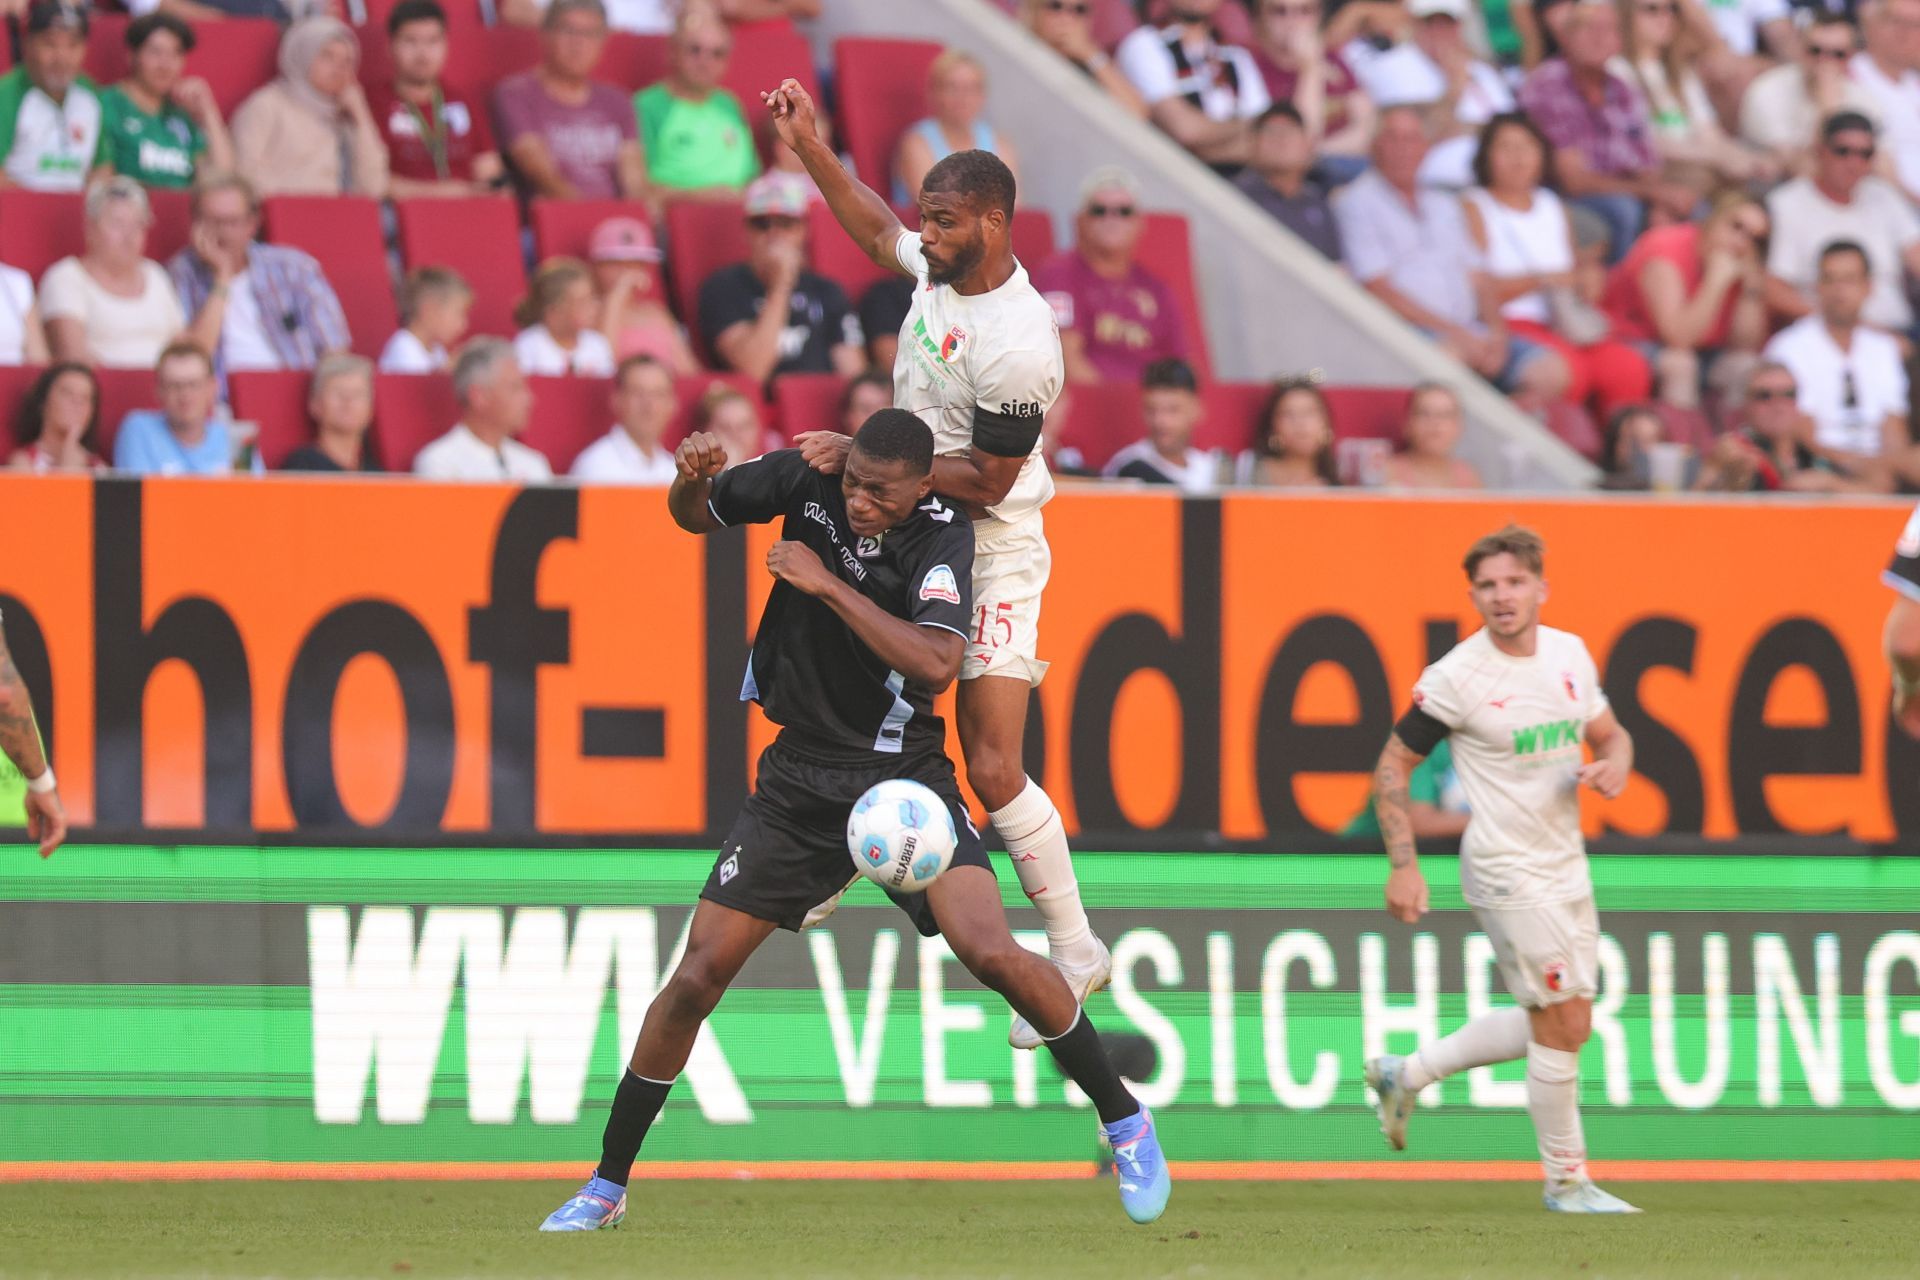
[
  {"left": 761, "top": 78, "right": 819, "bottom": 152},
  {"left": 1578, "top": 759, "right": 1628, "bottom": 800},
  {"left": 766, "top": 539, "right": 837, "bottom": 596},
  {"left": 1385, "top": 863, "right": 1428, "bottom": 924},
  {"left": 795, "top": 430, "right": 853, "bottom": 475},
  {"left": 676, "top": 431, "right": 729, "bottom": 481},
  {"left": 25, "top": 787, "right": 66, "bottom": 859}
]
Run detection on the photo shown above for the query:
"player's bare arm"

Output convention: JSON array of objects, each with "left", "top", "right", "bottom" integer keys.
[
  {"left": 1374, "top": 731, "right": 1430, "bottom": 925},
  {"left": 666, "top": 432, "right": 730, "bottom": 534},
  {"left": 765, "top": 540, "right": 966, "bottom": 691},
  {"left": 0, "top": 623, "right": 65, "bottom": 858},
  {"left": 1578, "top": 707, "right": 1633, "bottom": 800},
  {"left": 762, "top": 79, "right": 907, "bottom": 274},
  {"left": 793, "top": 433, "right": 1025, "bottom": 517}
]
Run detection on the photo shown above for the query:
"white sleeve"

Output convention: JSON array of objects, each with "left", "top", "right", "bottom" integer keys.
[
  {"left": 1580, "top": 640, "right": 1610, "bottom": 719},
  {"left": 569, "top": 439, "right": 609, "bottom": 482},
  {"left": 1412, "top": 659, "right": 1467, "bottom": 730},
  {"left": 37, "top": 259, "right": 86, "bottom": 322},
  {"left": 1231, "top": 48, "right": 1271, "bottom": 116},
  {"left": 1333, "top": 187, "right": 1390, "bottom": 283},
  {"left": 379, "top": 331, "right": 431, "bottom": 374},
  {"left": 973, "top": 341, "right": 1062, "bottom": 419},
  {"left": 893, "top": 228, "right": 928, "bottom": 281},
  {"left": 1888, "top": 184, "right": 1920, "bottom": 248},
  {"left": 1878, "top": 342, "right": 1911, "bottom": 422},
  {"left": 1115, "top": 29, "right": 1178, "bottom": 105}
]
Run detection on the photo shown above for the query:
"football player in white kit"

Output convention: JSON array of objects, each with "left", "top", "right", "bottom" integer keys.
[
  {"left": 1363, "top": 526, "right": 1641, "bottom": 1214},
  {"left": 1884, "top": 502, "right": 1920, "bottom": 739},
  {"left": 762, "top": 78, "right": 1112, "bottom": 1049}
]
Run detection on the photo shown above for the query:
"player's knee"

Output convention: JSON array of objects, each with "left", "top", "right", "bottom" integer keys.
[
  {"left": 960, "top": 941, "right": 1033, "bottom": 997},
  {"left": 1538, "top": 1000, "right": 1592, "bottom": 1048},
  {"left": 963, "top": 753, "right": 1023, "bottom": 812},
  {"left": 658, "top": 957, "right": 729, "bottom": 1022}
]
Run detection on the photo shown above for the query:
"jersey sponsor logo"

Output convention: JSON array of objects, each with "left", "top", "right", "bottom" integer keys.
[
  {"left": 999, "top": 400, "right": 1043, "bottom": 418},
  {"left": 1511, "top": 718, "right": 1583, "bottom": 756},
  {"left": 918, "top": 497, "right": 954, "bottom": 524},
  {"left": 940, "top": 325, "right": 968, "bottom": 363},
  {"left": 919, "top": 564, "right": 961, "bottom": 604},
  {"left": 137, "top": 137, "right": 194, "bottom": 177}
]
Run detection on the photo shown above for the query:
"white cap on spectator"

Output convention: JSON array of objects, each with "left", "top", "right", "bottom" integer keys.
[
  {"left": 1407, "top": 0, "right": 1469, "bottom": 17},
  {"left": 1078, "top": 165, "right": 1141, "bottom": 208}
]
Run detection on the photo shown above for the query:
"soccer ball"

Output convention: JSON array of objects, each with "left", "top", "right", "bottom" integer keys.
[{"left": 846, "top": 778, "right": 957, "bottom": 894}]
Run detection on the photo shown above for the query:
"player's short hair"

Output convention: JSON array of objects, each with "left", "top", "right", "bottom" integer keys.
[
  {"left": 387, "top": 0, "right": 447, "bottom": 36},
  {"left": 1820, "top": 238, "right": 1871, "bottom": 273},
  {"left": 921, "top": 149, "right": 1016, "bottom": 219},
  {"left": 850, "top": 408, "right": 934, "bottom": 474},
  {"left": 1464, "top": 525, "right": 1545, "bottom": 580}
]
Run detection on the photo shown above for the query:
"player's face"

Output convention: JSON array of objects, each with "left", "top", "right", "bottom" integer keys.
[
  {"left": 842, "top": 449, "right": 933, "bottom": 538},
  {"left": 917, "top": 190, "right": 991, "bottom": 286},
  {"left": 391, "top": 19, "right": 449, "bottom": 85},
  {"left": 1469, "top": 552, "right": 1547, "bottom": 640}
]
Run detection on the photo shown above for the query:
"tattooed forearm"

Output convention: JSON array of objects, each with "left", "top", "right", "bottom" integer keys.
[
  {"left": 1374, "top": 743, "right": 1418, "bottom": 869},
  {"left": 0, "top": 641, "right": 48, "bottom": 780}
]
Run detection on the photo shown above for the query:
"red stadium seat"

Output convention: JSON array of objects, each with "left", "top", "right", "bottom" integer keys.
[
  {"left": 1056, "top": 382, "right": 1144, "bottom": 471},
  {"left": 599, "top": 33, "right": 671, "bottom": 91},
  {"left": 1322, "top": 387, "right": 1413, "bottom": 441},
  {"left": 806, "top": 203, "right": 890, "bottom": 306},
  {"left": 0, "top": 192, "right": 84, "bottom": 279},
  {"left": 668, "top": 372, "right": 761, "bottom": 447},
  {"left": 82, "top": 13, "right": 130, "bottom": 84},
  {"left": 1199, "top": 382, "right": 1267, "bottom": 456},
  {"left": 1011, "top": 207, "right": 1057, "bottom": 268},
  {"left": 441, "top": 27, "right": 542, "bottom": 101},
  {"left": 519, "top": 375, "right": 614, "bottom": 474},
  {"left": 530, "top": 197, "right": 652, "bottom": 262},
  {"left": 770, "top": 371, "right": 846, "bottom": 440},
  {"left": 95, "top": 366, "right": 160, "bottom": 463},
  {"left": 1136, "top": 212, "right": 1211, "bottom": 380},
  {"left": 0, "top": 365, "right": 42, "bottom": 450},
  {"left": 394, "top": 196, "right": 526, "bottom": 337},
  {"left": 832, "top": 37, "right": 942, "bottom": 192},
  {"left": 262, "top": 196, "right": 397, "bottom": 359},
  {"left": 722, "top": 21, "right": 816, "bottom": 110},
  {"left": 369, "top": 372, "right": 459, "bottom": 472},
  {"left": 146, "top": 189, "right": 192, "bottom": 265},
  {"left": 227, "top": 370, "right": 318, "bottom": 470},
  {"left": 663, "top": 198, "right": 747, "bottom": 357}
]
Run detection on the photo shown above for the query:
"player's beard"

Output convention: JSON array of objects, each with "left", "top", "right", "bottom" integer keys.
[{"left": 926, "top": 236, "right": 986, "bottom": 286}]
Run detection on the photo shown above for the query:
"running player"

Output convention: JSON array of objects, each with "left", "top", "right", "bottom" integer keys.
[
  {"left": 539, "top": 412, "right": 1169, "bottom": 1233},
  {"left": 1362, "top": 525, "right": 1640, "bottom": 1215},
  {"left": 763, "top": 78, "right": 1109, "bottom": 1051},
  {"left": 1884, "top": 502, "right": 1920, "bottom": 738},
  {"left": 0, "top": 609, "right": 66, "bottom": 858}
]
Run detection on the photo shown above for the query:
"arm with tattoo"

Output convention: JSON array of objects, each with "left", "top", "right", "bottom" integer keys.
[
  {"left": 1375, "top": 732, "right": 1431, "bottom": 924},
  {"left": 0, "top": 624, "right": 66, "bottom": 858}
]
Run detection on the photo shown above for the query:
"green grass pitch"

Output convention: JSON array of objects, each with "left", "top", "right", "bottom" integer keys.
[{"left": 1, "top": 1180, "right": 1913, "bottom": 1279}]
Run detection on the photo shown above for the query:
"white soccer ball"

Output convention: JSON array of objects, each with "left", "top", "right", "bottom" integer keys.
[{"left": 846, "top": 778, "right": 957, "bottom": 895}]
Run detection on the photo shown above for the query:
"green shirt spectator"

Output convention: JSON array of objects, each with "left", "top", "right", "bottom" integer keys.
[
  {"left": 0, "top": 3, "right": 105, "bottom": 193},
  {"left": 635, "top": 9, "right": 760, "bottom": 194},
  {"left": 99, "top": 87, "right": 205, "bottom": 189},
  {"left": 1344, "top": 739, "right": 1467, "bottom": 838},
  {"left": 96, "top": 15, "right": 234, "bottom": 192}
]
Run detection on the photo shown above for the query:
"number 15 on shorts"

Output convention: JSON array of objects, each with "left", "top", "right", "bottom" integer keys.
[{"left": 972, "top": 602, "right": 1013, "bottom": 649}]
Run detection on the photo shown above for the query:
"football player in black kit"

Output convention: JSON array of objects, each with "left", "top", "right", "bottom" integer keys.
[{"left": 539, "top": 410, "right": 1170, "bottom": 1233}]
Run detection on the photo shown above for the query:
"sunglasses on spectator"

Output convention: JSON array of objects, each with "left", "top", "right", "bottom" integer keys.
[
  {"left": 1044, "top": 0, "right": 1091, "bottom": 12},
  {"left": 1828, "top": 142, "right": 1876, "bottom": 159},
  {"left": 683, "top": 43, "right": 729, "bottom": 58},
  {"left": 1086, "top": 202, "right": 1137, "bottom": 218},
  {"left": 748, "top": 215, "right": 803, "bottom": 231},
  {"left": 1749, "top": 387, "right": 1797, "bottom": 402}
]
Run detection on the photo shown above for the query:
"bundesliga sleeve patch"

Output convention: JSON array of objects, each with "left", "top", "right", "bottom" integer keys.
[{"left": 919, "top": 565, "right": 961, "bottom": 604}]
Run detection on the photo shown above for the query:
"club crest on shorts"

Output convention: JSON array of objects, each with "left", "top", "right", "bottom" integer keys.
[
  {"left": 919, "top": 564, "right": 961, "bottom": 604},
  {"left": 719, "top": 853, "right": 740, "bottom": 885},
  {"left": 939, "top": 325, "right": 968, "bottom": 363},
  {"left": 1544, "top": 961, "right": 1567, "bottom": 993}
]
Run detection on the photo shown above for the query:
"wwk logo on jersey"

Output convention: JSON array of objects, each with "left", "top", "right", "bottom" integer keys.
[
  {"left": 1512, "top": 719, "right": 1582, "bottom": 756},
  {"left": 919, "top": 565, "right": 961, "bottom": 604}
]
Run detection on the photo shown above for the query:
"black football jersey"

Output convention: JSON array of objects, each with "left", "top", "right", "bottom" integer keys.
[{"left": 708, "top": 449, "right": 974, "bottom": 756}]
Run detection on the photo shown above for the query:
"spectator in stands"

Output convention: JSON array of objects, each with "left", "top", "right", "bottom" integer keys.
[
  {"left": 1517, "top": 1, "right": 1690, "bottom": 263},
  {"left": 1234, "top": 105, "right": 1342, "bottom": 260},
  {"left": 41, "top": 177, "right": 188, "bottom": 369},
  {"left": 514, "top": 257, "right": 616, "bottom": 377},
  {"left": 1234, "top": 377, "right": 1336, "bottom": 486},
  {"left": 571, "top": 354, "right": 679, "bottom": 484},
  {"left": 7, "top": 362, "right": 101, "bottom": 472},
  {"left": 693, "top": 381, "right": 780, "bottom": 466},
  {"left": 1335, "top": 108, "right": 1569, "bottom": 409},
  {"left": 838, "top": 369, "right": 892, "bottom": 434},
  {"left": 1386, "top": 382, "right": 1482, "bottom": 487},
  {"left": 1620, "top": 0, "right": 1775, "bottom": 196},
  {"left": 370, "top": 0, "right": 504, "bottom": 200},
  {"left": 715, "top": 0, "right": 821, "bottom": 19},
  {"left": 1353, "top": 0, "right": 1516, "bottom": 190},
  {"left": 1020, "top": 0, "right": 1149, "bottom": 119},
  {"left": 494, "top": 0, "right": 648, "bottom": 203},
  {"left": 1247, "top": 0, "right": 1373, "bottom": 184},
  {"left": 1595, "top": 403, "right": 1674, "bottom": 488},
  {"left": 894, "top": 51, "right": 1020, "bottom": 206},
  {"left": 1116, "top": 0, "right": 1271, "bottom": 170},
  {"left": 1033, "top": 166, "right": 1190, "bottom": 385},
  {"left": 698, "top": 172, "right": 863, "bottom": 383},
  {"left": 637, "top": 9, "right": 760, "bottom": 200},
  {"left": 1463, "top": 113, "right": 1652, "bottom": 419},
  {"left": 414, "top": 336, "right": 552, "bottom": 481},
  {"left": 1764, "top": 241, "right": 1910, "bottom": 491},
  {"left": 281, "top": 353, "right": 379, "bottom": 473},
  {"left": 1852, "top": 0, "right": 1920, "bottom": 204},
  {"left": 169, "top": 171, "right": 353, "bottom": 379},
  {"left": 589, "top": 216, "right": 697, "bottom": 374},
  {"left": 0, "top": 2, "right": 102, "bottom": 193},
  {"left": 1693, "top": 360, "right": 1838, "bottom": 491},
  {"left": 381, "top": 266, "right": 471, "bottom": 374},
  {"left": 231, "top": 18, "right": 388, "bottom": 199},
  {"left": 1102, "top": 357, "right": 1216, "bottom": 490},
  {"left": 1740, "top": 16, "right": 1880, "bottom": 170},
  {"left": 1604, "top": 191, "right": 1769, "bottom": 408},
  {"left": 1765, "top": 111, "right": 1920, "bottom": 336},
  {"left": 99, "top": 15, "right": 235, "bottom": 193},
  {"left": 114, "top": 340, "right": 263, "bottom": 475},
  {"left": 857, "top": 276, "right": 914, "bottom": 374},
  {"left": 0, "top": 255, "right": 47, "bottom": 365},
  {"left": 499, "top": 0, "right": 675, "bottom": 34}
]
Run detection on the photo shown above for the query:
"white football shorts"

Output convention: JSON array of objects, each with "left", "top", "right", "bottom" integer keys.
[
  {"left": 963, "top": 514, "right": 1051, "bottom": 685},
  {"left": 1475, "top": 895, "right": 1599, "bottom": 1008}
]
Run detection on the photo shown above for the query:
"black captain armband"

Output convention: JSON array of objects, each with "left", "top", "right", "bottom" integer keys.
[
  {"left": 1393, "top": 705, "right": 1451, "bottom": 756},
  {"left": 972, "top": 403, "right": 1045, "bottom": 457}
]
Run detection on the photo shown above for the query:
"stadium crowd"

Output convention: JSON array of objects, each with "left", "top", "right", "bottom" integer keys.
[{"left": 2, "top": 0, "right": 1917, "bottom": 494}]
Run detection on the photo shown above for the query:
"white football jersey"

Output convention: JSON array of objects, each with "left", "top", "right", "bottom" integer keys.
[
  {"left": 891, "top": 229, "right": 1062, "bottom": 524},
  {"left": 1411, "top": 625, "right": 1609, "bottom": 909}
]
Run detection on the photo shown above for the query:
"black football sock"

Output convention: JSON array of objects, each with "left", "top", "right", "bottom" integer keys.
[
  {"left": 596, "top": 1070, "right": 674, "bottom": 1187},
  {"left": 1042, "top": 1010, "right": 1139, "bottom": 1126}
]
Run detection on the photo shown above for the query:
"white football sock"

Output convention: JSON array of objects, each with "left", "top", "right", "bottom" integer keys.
[
  {"left": 1401, "top": 1006, "right": 1532, "bottom": 1093},
  {"left": 989, "top": 777, "right": 1098, "bottom": 965},
  {"left": 1525, "top": 1041, "right": 1589, "bottom": 1187}
]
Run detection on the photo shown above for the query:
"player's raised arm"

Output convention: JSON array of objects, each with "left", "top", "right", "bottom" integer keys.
[
  {"left": 666, "top": 432, "right": 730, "bottom": 534},
  {"left": 1578, "top": 708, "right": 1634, "bottom": 800},
  {"left": 1374, "top": 732, "right": 1431, "bottom": 924},
  {"left": 762, "top": 79, "right": 908, "bottom": 275},
  {"left": 0, "top": 620, "right": 65, "bottom": 858}
]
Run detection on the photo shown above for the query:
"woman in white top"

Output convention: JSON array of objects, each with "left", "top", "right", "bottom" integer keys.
[
  {"left": 1617, "top": 0, "right": 1776, "bottom": 195},
  {"left": 513, "top": 257, "right": 616, "bottom": 378},
  {"left": 1461, "top": 114, "right": 1653, "bottom": 420},
  {"left": 40, "top": 178, "right": 193, "bottom": 368}
]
